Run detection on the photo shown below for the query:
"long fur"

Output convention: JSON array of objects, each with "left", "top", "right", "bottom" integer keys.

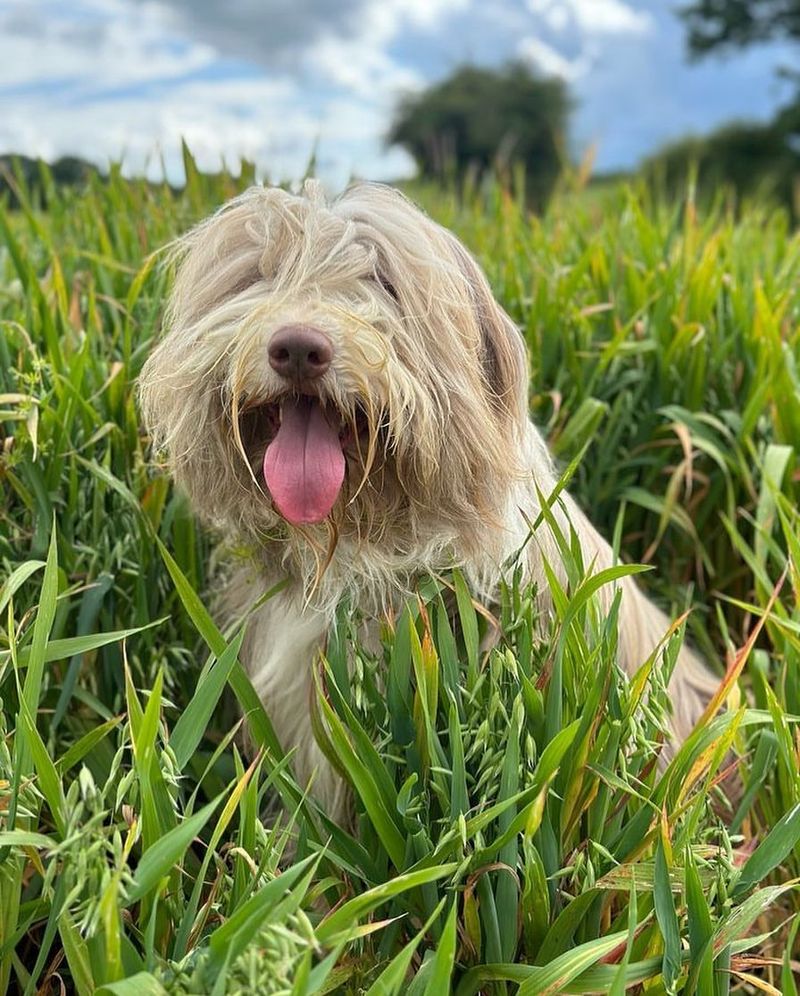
[{"left": 140, "top": 180, "right": 720, "bottom": 821}]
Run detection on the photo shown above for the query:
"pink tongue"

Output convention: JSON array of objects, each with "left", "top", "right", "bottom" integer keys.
[{"left": 263, "top": 397, "right": 346, "bottom": 525}]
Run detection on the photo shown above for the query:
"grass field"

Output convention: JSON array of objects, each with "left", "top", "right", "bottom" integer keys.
[{"left": 0, "top": 152, "right": 799, "bottom": 993}]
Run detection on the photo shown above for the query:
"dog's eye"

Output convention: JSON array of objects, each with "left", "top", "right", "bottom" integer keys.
[{"left": 374, "top": 272, "right": 400, "bottom": 303}]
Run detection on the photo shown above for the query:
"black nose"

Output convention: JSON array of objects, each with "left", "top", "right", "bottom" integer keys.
[{"left": 268, "top": 326, "right": 333, "bottom": 382}]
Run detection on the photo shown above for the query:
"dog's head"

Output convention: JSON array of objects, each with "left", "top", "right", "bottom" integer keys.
[{"left": 140, "top": 181, "right": 529, "bottom": 573}]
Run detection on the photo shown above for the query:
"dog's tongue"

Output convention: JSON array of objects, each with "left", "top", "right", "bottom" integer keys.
[{"left": 263, "top": 397, "right": 345, "bottom": 525}]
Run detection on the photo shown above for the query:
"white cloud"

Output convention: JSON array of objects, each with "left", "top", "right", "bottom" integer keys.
[
  {"left": 2, "top": 1, "right": 210, "bottom": 92},
  {"left": 517, "top": 36, "right": 593, "bottom": 81},
  {"left": 377, "top": 0, "right": 470, "bottom": 32},
  {"left": 0, "top": 74, "right": 312, "bottom": 181},
  {"left": 308, "top": 34, "right": 422, "bottom": 99},
  {"left": 303, "top": 0, "right": 465, "bottom": 98},
  {"left": 0, "top": 0, "right": 420, "bottom": 187},
  {"left": 527, "top": 0, "right": 652, "bottom": 36}
]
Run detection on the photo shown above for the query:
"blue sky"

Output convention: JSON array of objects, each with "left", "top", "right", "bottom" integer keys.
[{"left": 0, "top": 0, "right": 796, "bottom": 187}]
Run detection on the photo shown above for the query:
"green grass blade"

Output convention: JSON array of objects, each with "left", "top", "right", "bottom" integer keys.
[
  {"left": 125, "top": 794, "right": 223, "bottom": 905},
  {"left": 685, "top": 848, "right": 714, "bottom": 994},
  {"left": 732, "top": 803, "right": 800, "bottom": 898},
  {"left": 4, "top": 621, "right": 166, "bottom": 669},
  {"left": 96, "top": 974, "right": 168, "bottom": 996},
  {"left": 58, "top": 913, "right": 95, "bottom": 996},
  {"left": 653, "top": 833, "right": 681, "bottom": 995},
  {"left": 156, "top": 536, "right": 285, "bottom": 760},
  {"left": 55, "top": 716, "right": 123, "bottom": 773},
  {"left": 19, "top": 701, "right": 66, "bottom": 838},
  {"left": 317, "top": 864, "right": 459, "bottom": 944},
  {"left": 517, "top": 930, "right": 629, "bottom": 995},
  {"left": 206, "top": 853, "right": 319, "bottom": 967},
  {"left": 170, "top": 629, "right": 245, "bottom": 770},
  {"left": 422, "top": 902, "right": 458, "bottom": 995},
  {"left": 365, "top": 899, "right": 447, "bottom": 996},
  {"left": 0, "top": 561, "right": 45, "bottom": 619}
]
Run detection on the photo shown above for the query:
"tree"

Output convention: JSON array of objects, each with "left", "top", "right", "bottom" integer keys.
[
  {"left": 387, "top": 63, "right": 570, "bottom": 208},
  {"left": 681, "top": 0, "right": 800, "bottom": 54},
  {"left": 642, "top": 119, "right": 798, "bottom": 217},
  {"left": 0, "top": 154, "right": 98, "bottom": 209},
  {"left": 678, "top": 0, "right": 800, "bottom": 218}
]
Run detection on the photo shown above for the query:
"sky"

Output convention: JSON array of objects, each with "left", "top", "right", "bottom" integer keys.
[{"left": 0, "top": 0, "right": 796, "bottom": 188}]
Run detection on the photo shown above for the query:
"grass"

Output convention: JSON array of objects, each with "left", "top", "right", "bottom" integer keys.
[{"left": 0, "top": 153, "right": 799, "bottom": 993}]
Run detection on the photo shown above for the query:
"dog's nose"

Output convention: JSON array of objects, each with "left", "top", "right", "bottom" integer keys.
[{"left": 268, "top": 326, "right": 333, "bottom": 382}]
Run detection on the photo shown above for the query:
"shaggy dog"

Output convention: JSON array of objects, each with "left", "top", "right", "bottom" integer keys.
[{"left": 140, "top": 180, "right": 719, "bottom": 822}]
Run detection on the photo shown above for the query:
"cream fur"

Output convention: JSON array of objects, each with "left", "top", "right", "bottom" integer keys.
[{"left": 140, "top": 180, "right": 720, "bottom": 822}]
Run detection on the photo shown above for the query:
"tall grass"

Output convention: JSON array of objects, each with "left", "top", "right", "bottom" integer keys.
[{"left": 0, "top": 154, "right": 798, "bottom": 993}]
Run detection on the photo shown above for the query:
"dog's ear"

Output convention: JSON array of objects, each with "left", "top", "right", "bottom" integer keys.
[
  {"left": 448, "top": 239, "right": 530, "bottom": 429},
  {"left": 341, "top": 183, "right": 529, "bottom": 429},
  {"left": 139, "top": 327, "right": 243, "bottom": 526},
  {"left": 139, "top": 190, "right": 276, "bottom": 526}
]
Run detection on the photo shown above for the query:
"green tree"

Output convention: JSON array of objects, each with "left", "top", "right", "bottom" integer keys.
[
  {"left": 642, "top": 119, "right": 798, "bottom": 215},
  {"left": 0, "top": 154, "right": 98, "bottom": 209},
  {"left": 388, "top": 63, "right": 570, "bottom": 208},
  {"left": 681, "top": 0, "right": 800, "bottom": 53},
  {"left": 676, "top": 0, "right": 800, "bottom": 217}
]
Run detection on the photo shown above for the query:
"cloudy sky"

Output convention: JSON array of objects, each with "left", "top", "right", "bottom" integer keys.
[{"left": 0, "top": 0, "right": 796, "bottom": 187}]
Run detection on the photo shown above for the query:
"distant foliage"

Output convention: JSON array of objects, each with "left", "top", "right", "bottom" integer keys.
[
  {"left": 679, "top": 0, "right": 800, "bottom": 218},
  {"left": 0, "top": 153, "right": 99, "bottom": 208},
  {"left": 388, "top": 63, "right": 570, "bottom": 208},
  {"left": 641, "top": 118, "right": 799, "bottom": 218},
  {"left": 681, "top": 0, "right": 800, "bottom": 53}
]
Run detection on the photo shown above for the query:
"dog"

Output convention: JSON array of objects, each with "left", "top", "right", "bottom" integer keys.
[{"left": 140, "top": 180, "right": 720, "bottom": 823}]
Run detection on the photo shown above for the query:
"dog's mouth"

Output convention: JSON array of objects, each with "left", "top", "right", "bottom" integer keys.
[{"left": 246, "top": 395, "right": 371, "bottom": 526}]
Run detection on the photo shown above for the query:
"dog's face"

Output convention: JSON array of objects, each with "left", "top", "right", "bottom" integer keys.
[{"left": 140, "top": 181, "right": 529, "bottom": 570}]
